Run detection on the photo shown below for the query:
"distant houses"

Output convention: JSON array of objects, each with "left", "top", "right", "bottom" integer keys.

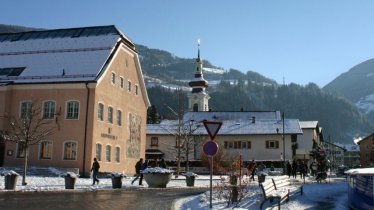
[
  {"left": 357, "top": 133, "right": 374, "bottom": 167},
  {"left": 0, "top": 26, "right": 150, "bottom": 176}
]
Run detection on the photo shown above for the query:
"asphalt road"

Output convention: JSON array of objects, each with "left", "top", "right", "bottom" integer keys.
[{"left": 0, "top": 189, "right": 206, "bottom": 210}]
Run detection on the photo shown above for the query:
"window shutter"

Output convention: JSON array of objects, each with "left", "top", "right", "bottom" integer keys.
[
  {"left": 266, "top": 141, "right": 269, "bottom": 149},
  {"left": 248, "top": 141, "right": 251, "bottom": 149},
  {"left": 276, "top": 141, "right": 279, "bottom": 148}
]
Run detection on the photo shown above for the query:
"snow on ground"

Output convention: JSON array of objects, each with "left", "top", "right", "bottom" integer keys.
[
  {"left": 0, "top": 173, "right": 349, "bottom": 210},
  {"left": 175, "top": 175, "right": 349, "bottom": 210}
]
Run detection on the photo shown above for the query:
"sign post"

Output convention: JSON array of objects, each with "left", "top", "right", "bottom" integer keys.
[{"left": 203, "top": 121, "right": 222, "bottom": 209}]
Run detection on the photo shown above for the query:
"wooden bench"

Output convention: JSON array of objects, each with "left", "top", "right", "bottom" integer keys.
[{"left": 259, "top": 176, "right": 303, "bottom": 210}]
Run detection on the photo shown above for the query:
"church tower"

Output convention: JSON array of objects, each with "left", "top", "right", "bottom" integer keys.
[{"left": 188, "top": 40, "right": 210, "bottom": 112}]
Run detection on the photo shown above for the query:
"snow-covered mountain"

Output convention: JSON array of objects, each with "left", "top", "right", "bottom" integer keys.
[{"left": 324, "top": 58, "right": 374, "bottom": 124}]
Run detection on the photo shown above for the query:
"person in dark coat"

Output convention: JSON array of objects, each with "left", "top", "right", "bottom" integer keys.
[
  {"left": 286, "top": 161, "right": 292, "bottom": 178},
  {"left": 131, "top": 158, "right": 143, "bottom": 185},
  {"left": 292, "top": 160, "right": 298, "bottom": 179},
  {"left": 138, "top": 160, "right": 149, "bottom": 185},
  {"left": 91, "top": 158, "right": 100, "bottom": 185},
  {"left": 159, "top": 158, "right": 167, "bottom": 168},
  {"left": 247, "top": 160, "right": 257, "bottom": 181}
]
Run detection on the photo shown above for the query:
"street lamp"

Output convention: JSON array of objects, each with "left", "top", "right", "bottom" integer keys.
[{"left": 276, "top": 112, "right": 286, "bottom": 175}]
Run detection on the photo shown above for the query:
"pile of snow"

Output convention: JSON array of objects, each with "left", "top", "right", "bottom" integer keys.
[
  {"left": 108, "top": 172, "right": 124, "bottom": 178},
  {"left": 141, "top": 167, "right": 174, "bottom": 174},
  {"left": 0, "top": 170, "right": 20, "bottom": 176},
  {"left": 61, "top": 172, "right": 79, "bottom": 178},
  {"left": 182, "top": 172, "right": 198, "bottom": 177}
]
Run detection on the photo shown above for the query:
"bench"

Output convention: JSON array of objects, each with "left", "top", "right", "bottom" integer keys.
[{"left": 259, "top": 176, "right": 303, "bottom": 210}]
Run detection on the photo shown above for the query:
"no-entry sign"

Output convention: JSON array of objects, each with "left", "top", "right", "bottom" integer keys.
[{"left": 203, "top": 141, "right": 219, "bottom": 157}]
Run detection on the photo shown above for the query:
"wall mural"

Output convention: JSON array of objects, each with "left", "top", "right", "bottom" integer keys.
[{"left": 127, "top": 113, "right": 141, "bottom": 158}]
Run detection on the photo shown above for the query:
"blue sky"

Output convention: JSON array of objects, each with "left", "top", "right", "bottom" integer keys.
[{"left": 2, "top": 0, "right": 374, "bottom": 87}]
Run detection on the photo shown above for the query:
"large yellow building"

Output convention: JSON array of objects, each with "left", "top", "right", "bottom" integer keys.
[{"left": 0, "top": 26, "right": 150, "bottom": 176}]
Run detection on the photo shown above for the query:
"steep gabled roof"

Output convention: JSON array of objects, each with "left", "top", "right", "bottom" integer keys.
[{"left": 0, "top": 25, "right": 133, "bottom": 84}]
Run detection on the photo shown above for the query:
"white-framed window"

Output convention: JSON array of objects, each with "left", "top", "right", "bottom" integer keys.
[
  {"left": 115, "top": 146, "right": 120, "bottom": 163},
  {"left": 66, "top": 101, "right": 79, "bottom": 119},
  {"left": 128, "top": 80, "right": 131, "bottom": 92},
  {"left": 106, "top": 145, "right": 111, "bottom": 162},
  {"left": 116, "top": 110, "right": 122, "bottom": 126},
  {"left": 39, "top": 141, "right": 53, "bottom": 159},
  {"left": 63, "top": 141, "right": 77, "bottom": 160},
  {"left": 43, "top": 101, "right": 56, "bottom": 119},
  {"left": 20, "top": 101, "right": 32, "bottom": 119},
  {"left": 108, "top": 106, "right": 113, "bottom": 123},
  {"left": 111, "top": 72, "right": 116, "bottom": 85},
  {"left": 151, "top": 137, "right": 158, "bottom": 146},
  {"left": 266, "top": 140, "right": 279, "bottom": 149},
  {"left": 98, "top": 103, "right": 104, "bottom": 121},
  {"left": 96, "top": 143, "right": 102, "bottom": 161},
  {"left": 135, "top": 84, "right": 139, "bottom": 95},
  {"left": 120, "top": 77, "right": 124, "bottom": 89},
  {"left": 16, "top": 143, "right": 26, "bottom": 158}
]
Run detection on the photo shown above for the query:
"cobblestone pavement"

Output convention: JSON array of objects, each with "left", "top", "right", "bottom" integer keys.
[{"left": 0, "top": 188, "right": 206, "bottom": 210}]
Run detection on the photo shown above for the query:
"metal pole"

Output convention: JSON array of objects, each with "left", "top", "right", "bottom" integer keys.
[
  {"left": 210, "top": 156, "right": 213, "bottom": 208},
  {"left": 282, "top": 112, "right": 286, "bottom": 175}
]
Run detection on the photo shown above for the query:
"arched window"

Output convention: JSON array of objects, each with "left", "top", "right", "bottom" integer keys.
[
  {"left": 63, "top": 141, "right": 77, "bottom": 160},
  {"left": 193, "top": 103, "right": 198, "bottom": 112},
  {"left": 98, "top": 103, "right": 104, "bottom": 121},
  {"left": 106, "top": 145, "right": 111, "bottom": 162},
  {"left": 39, "top": 141, "right": 53, "bottom": 159},
  {"left": 96, "top": 143, "right": 102, "bottom": 161}
]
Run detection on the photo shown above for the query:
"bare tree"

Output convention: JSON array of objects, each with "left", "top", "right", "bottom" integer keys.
[{"left": 1, "top": 101, "right": 56, "bottom": 185}]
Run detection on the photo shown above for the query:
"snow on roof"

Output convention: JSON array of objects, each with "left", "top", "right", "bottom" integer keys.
[
  {"left": 346, "top": 168, "right": 374, "bottom": 175},
  {"left": 299, "top": 121, "right": 319, "bottom": 129},
  {"left": 147, "top": 118, "right": 302, "bottom": 135},
  {"left": 183, "top": 111, "right": 281, "bottom": 122},
  {"left": 0, "top": 26, "right": 126, "bottom": 83}
]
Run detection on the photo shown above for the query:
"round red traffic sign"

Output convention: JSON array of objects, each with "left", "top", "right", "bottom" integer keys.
[{"left": 203, "top": 141, "right": 219, "bottom": 156}]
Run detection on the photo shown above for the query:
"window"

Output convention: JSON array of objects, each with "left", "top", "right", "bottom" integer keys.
[
  {"left": 66, "top": 101, "right": 79, "bottom": 119},
  {"left": 111, "top": 72, "right": 115, "bottom": 84},
  {"left": 39, "top": 141, "right": 53, "bottom": 159},
  {"left": 98, "top": 103, "right": 104, "bottom": 121},
  {"left": 106, "top": 145, "right": 111, "bottom": 162},
  {"left": 151, "top": 137, "right": 159, "bottom": 146},
  {"left": 128, "top": 81, "right": 131, "bottom": 92},
  {"left": 135, "top": 85, "right": 139, "bottom": 95},
  {"left": 115, "top": 147, "right": 120, "bottom": 163},
  {"left": 120, "top": 77, "right": 124, "bottom": 89},
  {"left": 16, "top": 143, "right": 26, "bottom": 158},
  {"left": 116, "top": 110, "right": 122, "bottom": 126},
  {"left": 125, "top": 59, "right": 128, "bottom": 67},
  {"left": 108, "top": 106, "right": 113, "bottom": 123},
  {"left": 63, "top": 141, "right": 77, "bottom": 160},
  {"left": 43, "top": 101, "right": 55, "bottom": 119},
  {"left": 20, "top": 101, "right": 32, "bottom": 119},
  {"left": 228, "top": 142, "right": 233, "bottom": 149},
  {"left": 266, "top": 140, "right": 279, "bottom": 149},
  {"left": 96, "top": 143, "right": 102, "bottom": 161},
  {"left": 193, "top": 103, "right": 198, "bottom": 112}
]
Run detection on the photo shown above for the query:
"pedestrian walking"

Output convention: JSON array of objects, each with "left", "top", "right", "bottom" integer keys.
[
  {"left": 131, "top": 158, "right": 143, "bottom": 185},
  {"left": 286, "top": 161, "right": 292, "bottom": 178},
  {"left": 138, "top": 160, "right": 149, "bottom": 185},
  {"left": 91, "top": 158, "right": 100, "bottom": 185},
  {"left": 247, "top": 160, "right": 257, "bottom": 181}
]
